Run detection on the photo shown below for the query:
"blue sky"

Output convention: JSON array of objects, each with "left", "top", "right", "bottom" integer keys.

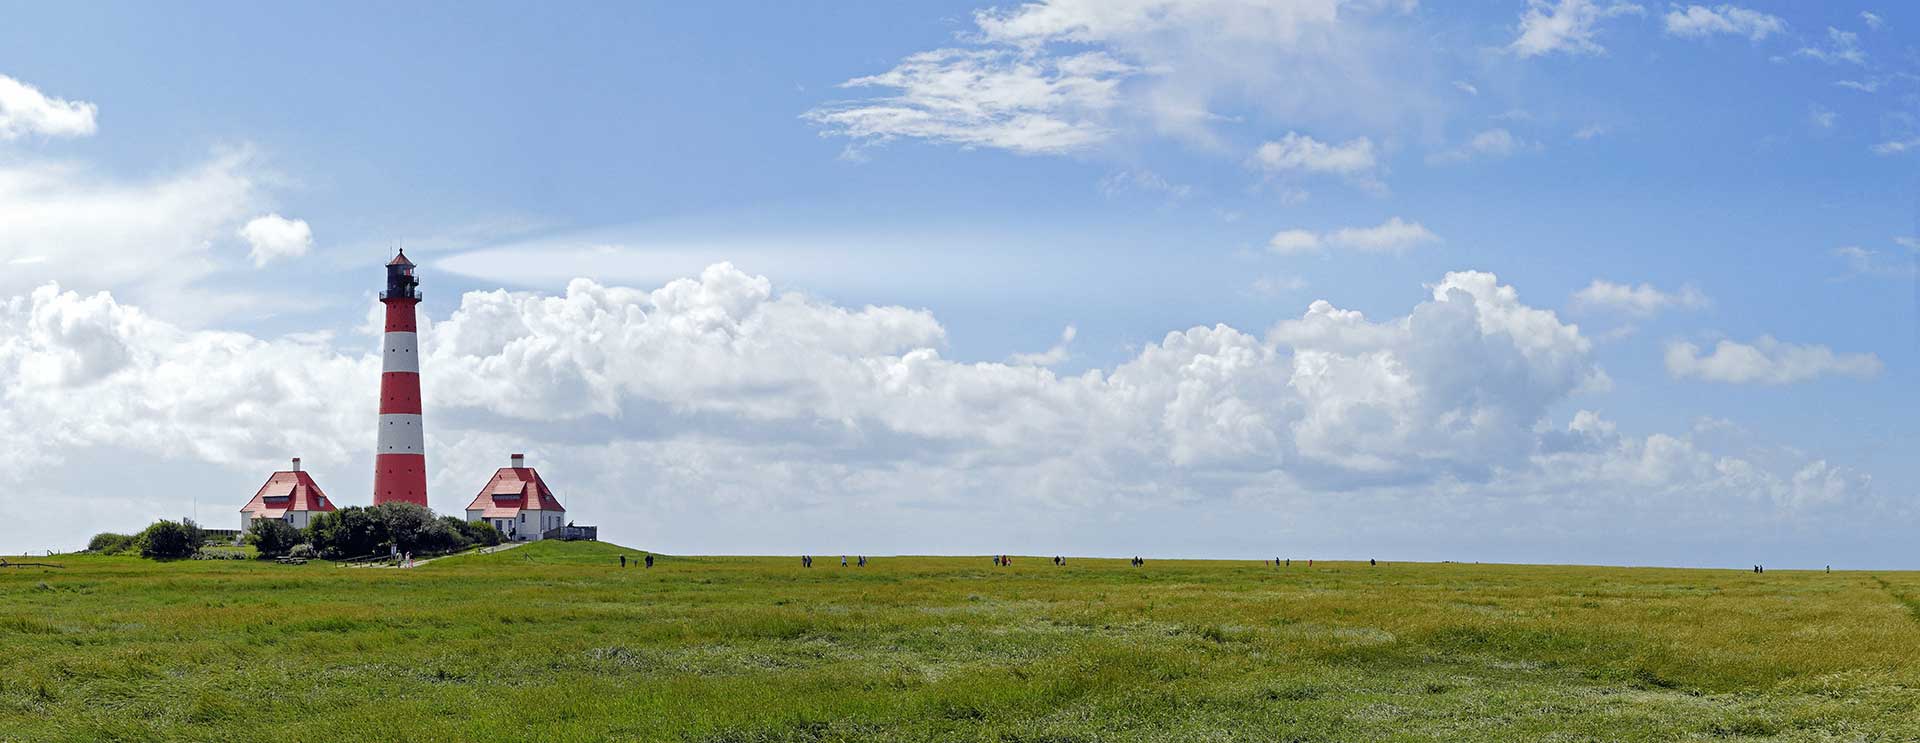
[{"left": 0, "top": 1, "right": 1914, "bottom": 566}]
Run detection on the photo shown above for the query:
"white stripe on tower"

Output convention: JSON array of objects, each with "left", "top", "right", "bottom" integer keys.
[
  {"left": 382, "top": 331, "right": 419, "bottom": 373},
  {"left": 377, "top": 414, "right": 425, "bottom": 454}
]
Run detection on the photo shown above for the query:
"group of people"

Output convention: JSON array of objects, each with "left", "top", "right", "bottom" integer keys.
[
  {"left": 618, "top": 554, "right": 654, "bottom": 568},
  {"left": 800, "top": 555, "right": 866, "bottom": 568},
  {"left": 1129, "top": 556, "right": 1145, "bottom": 566},
  {"left": 993, "top": 555, "right": 1012, "bottom": 566}
]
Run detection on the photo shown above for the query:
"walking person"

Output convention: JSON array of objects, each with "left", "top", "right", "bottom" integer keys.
[
  {"left": 645, "top": 554, "right": 654, "bottom": 568},
  {"left": 621, "top": 555, "right": 627, "bottom": 568}
]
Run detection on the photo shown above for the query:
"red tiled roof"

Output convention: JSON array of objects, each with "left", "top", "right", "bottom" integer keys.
[
  {"left": 240, "top": 470, "right": 337, "bottom": 517},
  {"left": 387, "top": 249, "right": 415, "bottom": 267},
  {"left": 465, "top": 467, "right": 564, "bottom": 517}
]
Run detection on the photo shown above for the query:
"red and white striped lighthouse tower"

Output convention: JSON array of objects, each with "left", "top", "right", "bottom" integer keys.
[{"left": 374, "top": 250, "right": 428, "bottom": 507}]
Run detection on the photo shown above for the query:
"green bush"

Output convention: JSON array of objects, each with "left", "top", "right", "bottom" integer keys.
[
  {"left": 135, "top": 520, "right": 197, "bottom": 560},
  {"left": 287, "top": 543, "right": 316, "bottom": 560},
  {"left": 370, "top": 502, "right": 436, "bottom": 552},
  {"left": 420, "top": 516, "right": 471, "bottom": 553},
  {"left": 305, "top": 504, "right": 481, "bottom": 558},
  {"left": 87, "top": 532, "right": 134, "bottom": 555},
  {"left": 180, "top": 518, "right": 208, "bottom": 547},
  {"left": 246, "top": 519, "right": 302, "bottom": 558},
  {"left": 454, "top": 518, "right": 503, "bottom": 547},
  {"left": 191, "top": 547, "right": 250, "bottom": 561},
  {"left": 305, "top": 508, "right": 383, "bottom": 559}
]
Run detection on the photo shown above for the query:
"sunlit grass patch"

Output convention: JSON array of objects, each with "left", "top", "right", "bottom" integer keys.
[{"left": 4, "top": 546, "right": 1920, "bottom": 740}]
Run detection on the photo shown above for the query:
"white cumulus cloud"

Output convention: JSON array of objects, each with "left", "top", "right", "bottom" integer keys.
[
  {"left": 0, "top": 73, "right": 97, "bottom": 140},
  {"left": 1665, "top": 336, "right": 1883, "bottom": 384},
  {"left": 0, "top": 265, "right": 1885, "bottom": 559},
  {"left": 239, "top": 214, "right": 314, "bottom": 267}
]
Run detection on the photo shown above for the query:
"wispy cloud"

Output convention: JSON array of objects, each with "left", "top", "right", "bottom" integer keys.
[
  {"left": 1831, "top": 244, "right": 1918, "bottom": 279},
  {"left": 1098, "top": 169, "right": 1192, "bottom": 200},
  {"left": 1428, "top": 128, "right": 1533, "bottom": 164},
  {"left": 1509, "top": 0, "right": 1646, "bottom": 58},
  {"left": 1808, "top": 105, "right": 1836, "bottom": 129},
  {"left": 1871, "top": 137, "right": 1920, "bottom": 156},
  {"left": 1796, "top": 27, "right": 1865, "bottom": 65},
  {"left": 803, "top": 49, "right": 1132, "bottom": 155},
  {"left": 1571, "top": 279, "right": 1709, "bottom": 316},
  {"left": 1662, "top": 5, "right": 1786, "bottom": 41},
  {"left": 805, "top": 0, "right": 1432, "bottom": 157},
  {"left": 1009, "top": 324, "right": 1077, "bottom": 366},
  {"left": 1573, "top": 123, "right": 1611, "bottom": 140},
  {"left": 1271, "top": 217, "right": 1440, "bottom": 255},
  {"left": 1251, "top": 131, "right": 1384, "bottom": 193}
]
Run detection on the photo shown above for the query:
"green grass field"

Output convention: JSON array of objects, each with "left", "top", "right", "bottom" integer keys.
[{"left": 5, "top": 541, "right": 1919, "bottom": 742}]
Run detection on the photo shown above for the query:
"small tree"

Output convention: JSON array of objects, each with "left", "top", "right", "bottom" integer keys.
[
  {"left": 135, "top": 520, "right": 196, "bottom": 560},
  {"left": 306, "top": 507, "right": 384, "bottom": 559},
  {"left": 419, "top": 517, "right": 469, "bottom": 553},
  {"left": 87, "top": 532, "right": 134, "bottom": 554},
  {"left": 453, "top": 518, "right": 503, "bottom": 547},
  {"left": 247, "top": 519, "right": 302, "bottom": 558},
  {"left": 370, "top": 502, "right": 435, "bottom": 553},
  {"left": 180, "top": 518, "right": 208, "bottom": 547}
]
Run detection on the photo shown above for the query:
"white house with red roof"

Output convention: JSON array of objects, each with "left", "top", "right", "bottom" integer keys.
[
  {"left": 240, "top": 458, "right": 338, "bottom": 531},
  {"left": 465, "top": 454, "right": 567, "bottom": 541}
]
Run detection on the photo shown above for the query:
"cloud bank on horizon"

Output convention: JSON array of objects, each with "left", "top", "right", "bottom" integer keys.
[{"left": 0, "top": 1, "right": 1911, "bottom": 564}]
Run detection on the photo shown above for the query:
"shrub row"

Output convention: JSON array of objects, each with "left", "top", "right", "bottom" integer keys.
[
  {"left": 301, "top": 503, "right": 501, "bottom": 560},
  {"left": 104, "top": 505, "right": 504, "bottom": 561}
]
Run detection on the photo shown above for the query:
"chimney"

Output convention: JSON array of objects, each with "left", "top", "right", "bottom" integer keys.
[
  {"left": 511, "top": 453, "right": 525, "bottom": 469},
  {"left": 291, "top": 457, "right": 302, "bottom": 472}
]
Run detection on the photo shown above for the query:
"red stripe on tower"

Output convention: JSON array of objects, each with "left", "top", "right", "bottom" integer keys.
[{"left": 374, "top": 249, "right": 428, "bottom": 508}]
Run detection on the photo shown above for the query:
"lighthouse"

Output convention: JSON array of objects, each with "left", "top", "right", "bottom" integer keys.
[{"left": 374, "top": 250, "right": 428, "bottom": 507}]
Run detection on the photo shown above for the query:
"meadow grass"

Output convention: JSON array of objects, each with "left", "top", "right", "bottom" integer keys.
[{"left": 4, "top": 541, "right": 1919, "bottom": 741}]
